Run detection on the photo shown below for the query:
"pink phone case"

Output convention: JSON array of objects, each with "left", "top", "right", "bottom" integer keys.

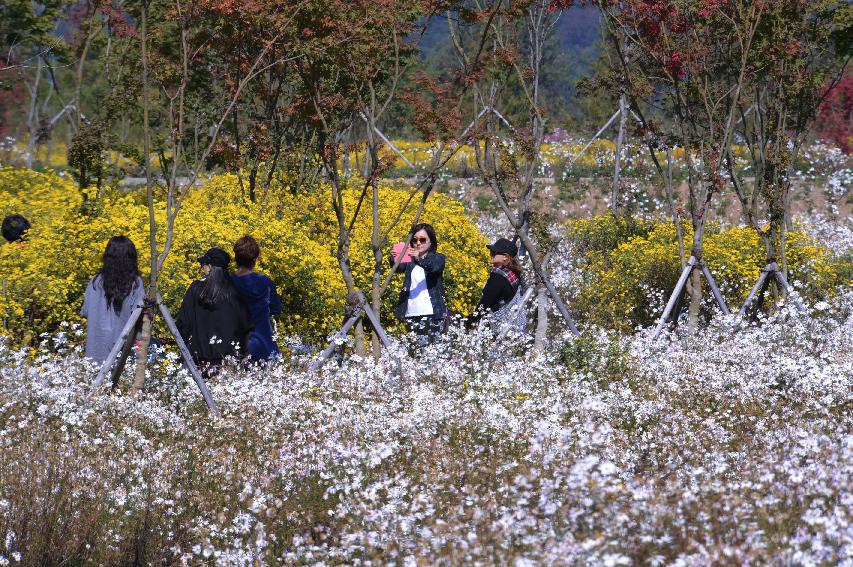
[{"left": 392, "top": 242, "right": 412, "bottom": 263}]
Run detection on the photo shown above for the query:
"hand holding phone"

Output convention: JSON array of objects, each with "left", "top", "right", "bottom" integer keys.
[{"left": 392, "top": 242, "right": 412, "bottom": 263}]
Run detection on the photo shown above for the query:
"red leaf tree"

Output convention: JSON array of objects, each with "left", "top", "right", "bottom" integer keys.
[{"left": 816, "top": 73, "right": 853, "bottom": 154}]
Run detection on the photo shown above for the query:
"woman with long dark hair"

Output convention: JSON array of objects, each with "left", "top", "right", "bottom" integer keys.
[
  {"left": 80, "top": 236, "right": 145, "bottom": 364},
  {"left": 390, "top": 223, "right": 447, "bottom": 345},
  {"left": 176, "top": 248, "right": 253, "bottom": 376}
]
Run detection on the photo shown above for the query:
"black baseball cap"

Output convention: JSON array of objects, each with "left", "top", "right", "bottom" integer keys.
[
  {"left": 198, "top": 248, "right": 231, "bottom": 269},
  {"left": 2, "top": 214, "right": 30, "bottom": 243},
  {"left": 487, "top": 238, "right": 518, "bottom": 258}
]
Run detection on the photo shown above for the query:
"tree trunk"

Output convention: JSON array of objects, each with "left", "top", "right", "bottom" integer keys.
[
  {"left": 665, "top": 149, "right": 686, "bottom": 267},
  {"left": 132, "top": 305, "right": 153, "bottom": 391},
  {"left": 25, "top": 57, "right": 42, "bottom": 169},
  {"left": 337, "top": 255, "right": 366, "bottom": 357},
  {"left": 353, "top": 321, "right": 366, "bottom": 357},
  {"left": 686, "top": 269, "right": 702, "bottom": 333},
  {"left": 370, "top": 248, "right": 382, "bottom": 362},
  {"left": 534, "top": 284, "right": 548, "bottom": 351},
  {"left": 686, "top": 219, "right": 706, "bottom": 333},
  {"left": 133, "top": 0, "right": 155, "bottom": 392},
  {"left": 371, "top": 252, "right": 382, "bottom": 363},
  {"left": 367, "top": 113, "right": 383, "bottom": 363},
  {"left": 612, "top": 92, "right": 627, "bottom": 214}
]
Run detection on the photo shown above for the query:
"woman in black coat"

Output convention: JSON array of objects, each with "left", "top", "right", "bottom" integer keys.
[
  {"left": 390, "top": 223, "right": 447, "bottom": 345},
  {"left": 474, "top": 238, "right": 525, "bottom": 321},
  {"left": 176, "top": 248, "right": 253, "bottom": 376}
]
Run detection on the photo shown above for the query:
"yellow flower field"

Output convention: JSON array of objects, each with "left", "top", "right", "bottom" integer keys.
[{"left": 0, "top": 168, "right": 488, "bottom": 345}]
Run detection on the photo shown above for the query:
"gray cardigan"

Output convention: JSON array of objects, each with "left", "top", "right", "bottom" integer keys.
[{"left": 80, "top": 275, "right": 144, "bottom": 364}]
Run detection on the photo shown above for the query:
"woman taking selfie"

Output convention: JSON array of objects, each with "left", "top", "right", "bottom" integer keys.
[
  {"left": 176, "top": 248, "right": 253, "bottom": 376},
  {"left": 391, "top": 223, "right": 447, "bottom": 345},
  {"left": 80, "top": 236, "right": 145, "bottom": 364}
]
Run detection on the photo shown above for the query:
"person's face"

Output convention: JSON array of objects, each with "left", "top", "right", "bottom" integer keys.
[
  {"left": 490, "top": 252, "right": 507, "bottom": 267},
  {"left": 410, "top": 229, "right": 431, "bottom": 256},
  {"left": 201, "top": 263, "right": 212, "bottom": 276}
]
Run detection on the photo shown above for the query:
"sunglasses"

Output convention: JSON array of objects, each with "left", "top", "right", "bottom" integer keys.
[{"left": 412, "top": 237, "right": 430, "bottom": 244}]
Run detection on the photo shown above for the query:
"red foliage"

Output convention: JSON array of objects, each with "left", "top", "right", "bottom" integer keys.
[
  {"left": 399, "top": 71, "right": 463, "bottom": 142},
  {"left": 815, "top": 74, "right": 853, "bottom": 154},
  {"left": 619, "top": 0, "right": 695, "bottom": 77},
  {"left": 98, "top": 2, "right": 136, "bottom": 38},
  {"left": 545, "top": 0, "right": 575, "bottom": 13},
  {"left": 665, "top": 51, "right": 685, "bottom": 78}
]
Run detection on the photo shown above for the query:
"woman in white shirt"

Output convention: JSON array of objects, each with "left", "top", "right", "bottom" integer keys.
[{"left": 390, "top": 223, "right": 447, "bottom": 345}]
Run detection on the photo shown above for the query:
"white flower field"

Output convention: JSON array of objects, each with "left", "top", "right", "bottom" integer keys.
[{"left": 1, "top": 278, "right": 851, "bottom": 564}]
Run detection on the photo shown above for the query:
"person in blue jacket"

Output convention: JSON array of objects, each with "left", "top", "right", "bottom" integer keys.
[{"left": 231, "top": 235, "right": 282, "bottom": 362}]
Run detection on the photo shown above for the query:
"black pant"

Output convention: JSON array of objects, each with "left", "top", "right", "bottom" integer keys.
[{"left": 404, "top": 315, "right": 445, "bottom": 346}]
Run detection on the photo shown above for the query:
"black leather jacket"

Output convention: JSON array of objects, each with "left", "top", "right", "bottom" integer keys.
[{"left": 390, "top": 251, "right": 447, "bottom": 319}]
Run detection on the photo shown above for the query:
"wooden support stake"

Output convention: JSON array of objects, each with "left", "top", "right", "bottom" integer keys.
[
  {"left": 156, "top": 294, "right": 218, "bottom": 415},
  {"left": 567, "top": 109, "right": 621, "bottom": 169},
  {"left": 457, "top": 106, "right": 492, "bottom": 143},
  {"left": 359, "top": 294, "right": 392, "bottom": 348},
  {"left": 92, "top": 304, "right": 143, "bottom": 390},
  {"left": 769, "top": 262, "right": 790, "bottom": 294},
  {"left": 308, "top": 311, "right": 363, "bottom": 375},
  {"left": 490, "top": 107, "right": 515, "bottom": 131},
  {"left": 308, "top": 289, "right": 396, "bottom": 376},
  {"left": 737, "top": 265, "right": 771, "bottom": 319},
  {"left": 496, "top": 250, "right": 553, "bottom": 342},
  {"left": 771, "top": 265, "right": 807, "bottom": 313},
  {"left": 699, "top": 260, "right": 731, "bottom": 316},
  {"left": 359, "top": 112, "right": 416, "bottom": 170},
  {"left": 512, "top": 240, "right": 579, "bottom": 336},
  {"left": 541, "top": 274, "right": 581, "bottom": 336},
  {"left": 652, "top": 256, "right": 697, "bottom": 339},
  {"left": 111, "top": 314, "right": 143, "bottom": 389}
]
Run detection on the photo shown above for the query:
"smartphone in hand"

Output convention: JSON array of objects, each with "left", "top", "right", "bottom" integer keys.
[{"left": 392, "top": 242, "right": 412, "bottom": 263}]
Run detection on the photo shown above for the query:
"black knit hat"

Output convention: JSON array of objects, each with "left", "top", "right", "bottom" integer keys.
[
  {"left": 487, "top": 238, "right": 518, "bottom": 258},
  {"left": 198, "top": 247, "right": 231, "bottom": 269}
]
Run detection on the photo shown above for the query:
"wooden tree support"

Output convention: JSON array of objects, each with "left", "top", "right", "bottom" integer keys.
[
  {"left": 493, "top": 251, "right": 560, "bottom": 342},
  {"left": 91, "top": 294, "right": 219, "bottom": 414},
  {"left": 307, "top": 290, "right": 391, "bottom": 376},
  {"left": 736, "top": 261, "right": 802, "bottom": 319},
  {"left": 359, "top": 112, "right": 415, "bottom": 170},
  {"left": 155, "top": 293, "right": 219, "bottom": 413},
  {"left": 652, "top": 256, "right": 731, "bottom": 340},
  {"left": 92, "top": 303, "right": 144, "bottom": 390},
  {"left": 514, "top": 234, "right": 582, "bottom": 337}
]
